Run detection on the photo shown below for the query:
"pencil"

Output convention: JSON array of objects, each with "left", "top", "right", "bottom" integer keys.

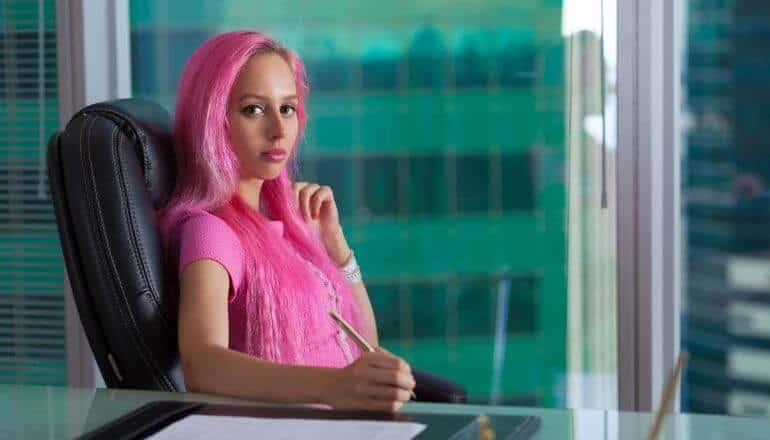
[
  {"left": 647, "top": 351, "right": 689, "bottom": 440},
  {"left": 328, "top": 310, "right": 417, "bottom": 400}
]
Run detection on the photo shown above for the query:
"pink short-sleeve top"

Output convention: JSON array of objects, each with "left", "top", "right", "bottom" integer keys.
[{"left": 176, "top": 211, "right": 361, "bottom": 368}]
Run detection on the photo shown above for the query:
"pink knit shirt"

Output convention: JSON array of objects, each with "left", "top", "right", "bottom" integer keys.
[{"left": 176, "top": 211, "right": 362, "bottom": 368}]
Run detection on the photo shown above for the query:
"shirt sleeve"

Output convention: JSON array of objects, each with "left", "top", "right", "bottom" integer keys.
[{"left": 177, "top": 212, "right": 244, "bottom": 302}]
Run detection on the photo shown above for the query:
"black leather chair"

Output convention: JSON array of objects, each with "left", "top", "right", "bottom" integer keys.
[{"left": 47, "top": 98, "right": 467, "bottom": 403}]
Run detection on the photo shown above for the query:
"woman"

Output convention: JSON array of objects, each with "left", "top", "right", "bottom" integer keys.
[{"left": 158, "top": 31, "right": 415, "bottom": 411}]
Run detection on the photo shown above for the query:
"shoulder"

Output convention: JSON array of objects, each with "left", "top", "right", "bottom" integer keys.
[
  {"left": 177, "top": 210, "right": 245, "bottom": 292},
  {"left": 177, "top": 210, "right": 242, "bottom": 254},
  {"left": 178, "top": 210, "right": 239, "bottom": 242}
]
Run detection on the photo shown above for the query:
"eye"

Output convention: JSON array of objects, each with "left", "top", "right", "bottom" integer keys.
[
  {"left": 280, "top": 104, "right": 296, "bottom": 117},
  {"left": 241, "top": 104, "right": 264, "bottom": 116}
]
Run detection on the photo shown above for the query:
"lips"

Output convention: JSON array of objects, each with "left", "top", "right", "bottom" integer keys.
[{"left": 260, "top": 148, "right": 287, "bottom": 163}]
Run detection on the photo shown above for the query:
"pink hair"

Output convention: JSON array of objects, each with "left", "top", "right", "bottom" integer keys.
[{"left": 158, "top": 31, "right": 361, "bottom": 364}]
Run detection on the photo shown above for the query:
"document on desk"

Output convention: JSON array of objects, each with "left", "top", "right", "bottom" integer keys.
[{"left": 147, "top": 415, "right": 427, "bottom": 439}]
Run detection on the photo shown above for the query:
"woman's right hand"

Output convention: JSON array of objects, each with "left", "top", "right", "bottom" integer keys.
[{"left": 323, "top": 349, "right": 416, "bottom": 411}]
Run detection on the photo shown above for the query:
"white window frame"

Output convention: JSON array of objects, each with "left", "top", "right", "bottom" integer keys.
[
  {"left": 56, "top": 0, "right": 131, "bottom": 388},
  {"left": 616, "top": 0, "right": 684, "bottom": 411}
]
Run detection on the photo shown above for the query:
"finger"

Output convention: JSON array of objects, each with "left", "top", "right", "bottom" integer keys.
[
  {"left": 363, "top": 399, "right": 403, "bottom": 413},
  {"left": 304, "top": 183, "right": 321, "bottom": 220},
  {"left": 367, "top": 368, "right": 415, "bottom": 390},
  {"left": 365, "top": 384, "right": 412, "bottom": 402},
  {"left": 292, "top": 182, "right": 309, "bottom": 207},
  {"left": 299, "top": 184, "right": 319, "bottom": 221},
  {"left": 310, "top": 186, "right": 333, "bottom": 219},
  {"left": 366, "top": 352, "right": 411, "bottom": 373},
  {"left": 292, "top": 181, "right": 309, "bottom": 195}
]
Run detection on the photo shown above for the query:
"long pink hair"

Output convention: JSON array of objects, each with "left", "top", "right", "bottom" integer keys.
[{"left": 158, "top": 31, "right": 361, "bottom": 365}]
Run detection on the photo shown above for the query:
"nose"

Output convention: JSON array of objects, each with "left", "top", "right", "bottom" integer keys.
[{"left": 265, "top": 108, "right": 286, "bottom": 141}]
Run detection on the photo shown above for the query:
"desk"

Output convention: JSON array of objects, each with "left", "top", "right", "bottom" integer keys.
[{"left": 1, "top": 384, "right": 768, "bottom": 439}]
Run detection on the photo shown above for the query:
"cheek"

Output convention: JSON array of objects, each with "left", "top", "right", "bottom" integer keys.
[
  {"left": 228, "top": 120, "right": 256, "bottom": 153},
  {"left": 287, "top": 120, "right": 301, "bottom": 145}
]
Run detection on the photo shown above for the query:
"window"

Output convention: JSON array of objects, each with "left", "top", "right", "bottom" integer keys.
[
  {"left": 682, "top": 0, "right": 770, "bottom": 416},
  {"left": 0, "top": 0, "right": 65, "bottom": 385},
  {"left": 130, "top": 0, "right": 617, "bottom": 407}
]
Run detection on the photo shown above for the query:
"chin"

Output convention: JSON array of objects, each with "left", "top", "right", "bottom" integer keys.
[{"left": 252, "top": 164, "right": 286, "bottom": 181}]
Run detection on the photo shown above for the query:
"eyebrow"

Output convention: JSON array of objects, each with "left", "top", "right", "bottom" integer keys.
[{"left": 239, "top": 93, "right": 298, "bottom": 102}]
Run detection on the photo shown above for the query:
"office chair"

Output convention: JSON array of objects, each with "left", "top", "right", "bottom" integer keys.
[{"left": 47, "top": 98, "right": 467, "bottom": 403}]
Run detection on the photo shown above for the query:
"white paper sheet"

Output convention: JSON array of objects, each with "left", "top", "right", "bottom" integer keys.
[{"left": 147, "top": 415, "right": 427, "bottom": 440}]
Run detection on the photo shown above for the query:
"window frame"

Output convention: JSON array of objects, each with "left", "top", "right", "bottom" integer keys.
[
  {"left": 56, "top": 0, "right": 132, "bottom": 388},
  {"left": 616, "top": 0, "right": 684, "bottom": 412}
]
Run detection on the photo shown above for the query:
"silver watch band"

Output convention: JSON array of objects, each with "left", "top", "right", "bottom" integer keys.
[{"left": 340, "top": 251, "right": 363, "bottom": 283}]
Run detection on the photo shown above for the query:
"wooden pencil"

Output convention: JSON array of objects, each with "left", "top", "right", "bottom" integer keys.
[{"left": 328, "top": 310, "right": 417, "bottom": 400}]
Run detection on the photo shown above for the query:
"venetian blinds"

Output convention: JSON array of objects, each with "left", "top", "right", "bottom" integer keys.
[{"left": 0, "top": 0, "right": 66, "bottom": 385}]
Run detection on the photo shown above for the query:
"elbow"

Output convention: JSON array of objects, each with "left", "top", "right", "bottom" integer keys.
[
  {"left": 183, "top": 372, "right": 203, "bottom": 393},
  {"left": 180, "top": 350, "right": 210, "bottom": 393},
  {"left": 184, "top": 380, "right": 202, "bottom": 393}
]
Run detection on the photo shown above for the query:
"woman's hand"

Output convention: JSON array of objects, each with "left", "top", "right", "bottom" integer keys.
[
  {"left": 322, "top": 349, "right": 416, "bottom": 412},
  {"left": 292, "top": 181, "right": 351, "bottom": 265}
]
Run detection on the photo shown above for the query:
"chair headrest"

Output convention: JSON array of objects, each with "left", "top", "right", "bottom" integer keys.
[
  {"left": 52, "top": 98, "right": 185, "bottom": 390},
  {"left": 70, "top": 98, "right": 176, "bottom": 207}
]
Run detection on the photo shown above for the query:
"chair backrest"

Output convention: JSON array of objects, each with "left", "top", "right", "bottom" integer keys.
[{"left": 47, "top": 98, "right": 184, "bottom": 390}]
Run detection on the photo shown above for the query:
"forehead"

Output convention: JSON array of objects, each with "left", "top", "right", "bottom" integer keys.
[{"left": 232, "top": 52, "right": 296, "bottom": 96}]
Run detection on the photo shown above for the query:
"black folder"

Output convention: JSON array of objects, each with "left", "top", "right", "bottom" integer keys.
[{"left": 77, "top": 400, "right": 540, "bottom": 440}]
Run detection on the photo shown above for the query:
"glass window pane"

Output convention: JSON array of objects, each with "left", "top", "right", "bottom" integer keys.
[
  {"left": 0, "top": 0, "right": 67, "bottom": 386},
  {"left": 501, "top": 151, "right": 536, "bottom": 212},
  {"left": 683, "top": 0, "right": 770, "bottom": 416},
  {"left": 361, "top": 156, "right": 399, "bottom": 217},
  {"left": 130, "top": 0, "right": 618, "bottom": 408},
  {"left": 408, "top": 155, "right": 448, "bottom": 216},
  {"left": 366, "top": 282, "right": 401, "bottom": 340},
  {"left": 455, "top": 154, "right": 490, "bottom": 213}
]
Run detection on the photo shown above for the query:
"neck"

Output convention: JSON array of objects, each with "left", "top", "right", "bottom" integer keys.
[{"left": 237, "top": 177, "right": 264, "bottom": 212}]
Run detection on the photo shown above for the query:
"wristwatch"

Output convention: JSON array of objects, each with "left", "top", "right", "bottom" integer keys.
[{"left": 340, "top": 251, "right": 363, "bottom": 283}]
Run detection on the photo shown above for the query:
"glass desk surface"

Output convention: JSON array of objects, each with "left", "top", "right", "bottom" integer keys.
[{"left": 1, "top": 384, "right": 768, "bottom": 439}]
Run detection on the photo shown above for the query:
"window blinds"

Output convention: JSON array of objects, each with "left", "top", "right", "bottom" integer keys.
[{"left": 0, "top": 0, "right": 66, "bottom": 385}]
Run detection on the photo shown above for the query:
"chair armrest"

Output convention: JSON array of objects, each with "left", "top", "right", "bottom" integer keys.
[{"left": 412, "top": 368, "right": 467, "bottom": 403}]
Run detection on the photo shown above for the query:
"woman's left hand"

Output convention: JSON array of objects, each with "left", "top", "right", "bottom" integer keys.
[{"left": 293, "top": 181, "right": 351, "bottom": 265}]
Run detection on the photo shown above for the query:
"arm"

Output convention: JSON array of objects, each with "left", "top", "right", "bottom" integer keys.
[
  {"left": 293, "top": 182, "right": 469, "bottom": 404},
  {"left": 349, "top": 281, "right": 378, "bottom": 346},
  {"left": 178, "top": 259, "right": 330, "bottom": 403},
  {"left": 178, "top": 259, "right": 413, "bottom": 409},
  {"left": 295, "top": 182, "right": 379, "bottom": 345},
  {"left": 323, "top": 231, "right": 379, "bottom": 346}
]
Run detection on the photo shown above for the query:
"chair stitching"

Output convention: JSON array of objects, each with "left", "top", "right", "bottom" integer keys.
[
  {"left": 109, "top": 126, "right": 176, "bottom": 391},
  {"left": 79, "top": 117, "right": 137, "bottom": 383},
  {"left": 113, "top": 128, "right": 169, "bottom": 328},
  {"left": 113, "top": 122, "right": 179, "bottom": 392},
  {"left": 83, "top": 117, "right": 172, "bottom": 390}
]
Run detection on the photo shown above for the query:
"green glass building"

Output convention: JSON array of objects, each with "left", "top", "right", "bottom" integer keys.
[
  {"left": 1, "top": 0, "right": 573, "bottom": 407},
  {"left": 138, "top": 0, "right": 570, "bottom": 406}
]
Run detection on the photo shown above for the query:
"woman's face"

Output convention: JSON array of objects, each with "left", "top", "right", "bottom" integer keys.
[{"left": 227, "top": 52, "right": 299, "bottom": 180}]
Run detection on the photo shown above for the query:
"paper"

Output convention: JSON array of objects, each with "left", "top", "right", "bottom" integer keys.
[{"left": 148, "top": 415, "right": 427, "bottom": 440}]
